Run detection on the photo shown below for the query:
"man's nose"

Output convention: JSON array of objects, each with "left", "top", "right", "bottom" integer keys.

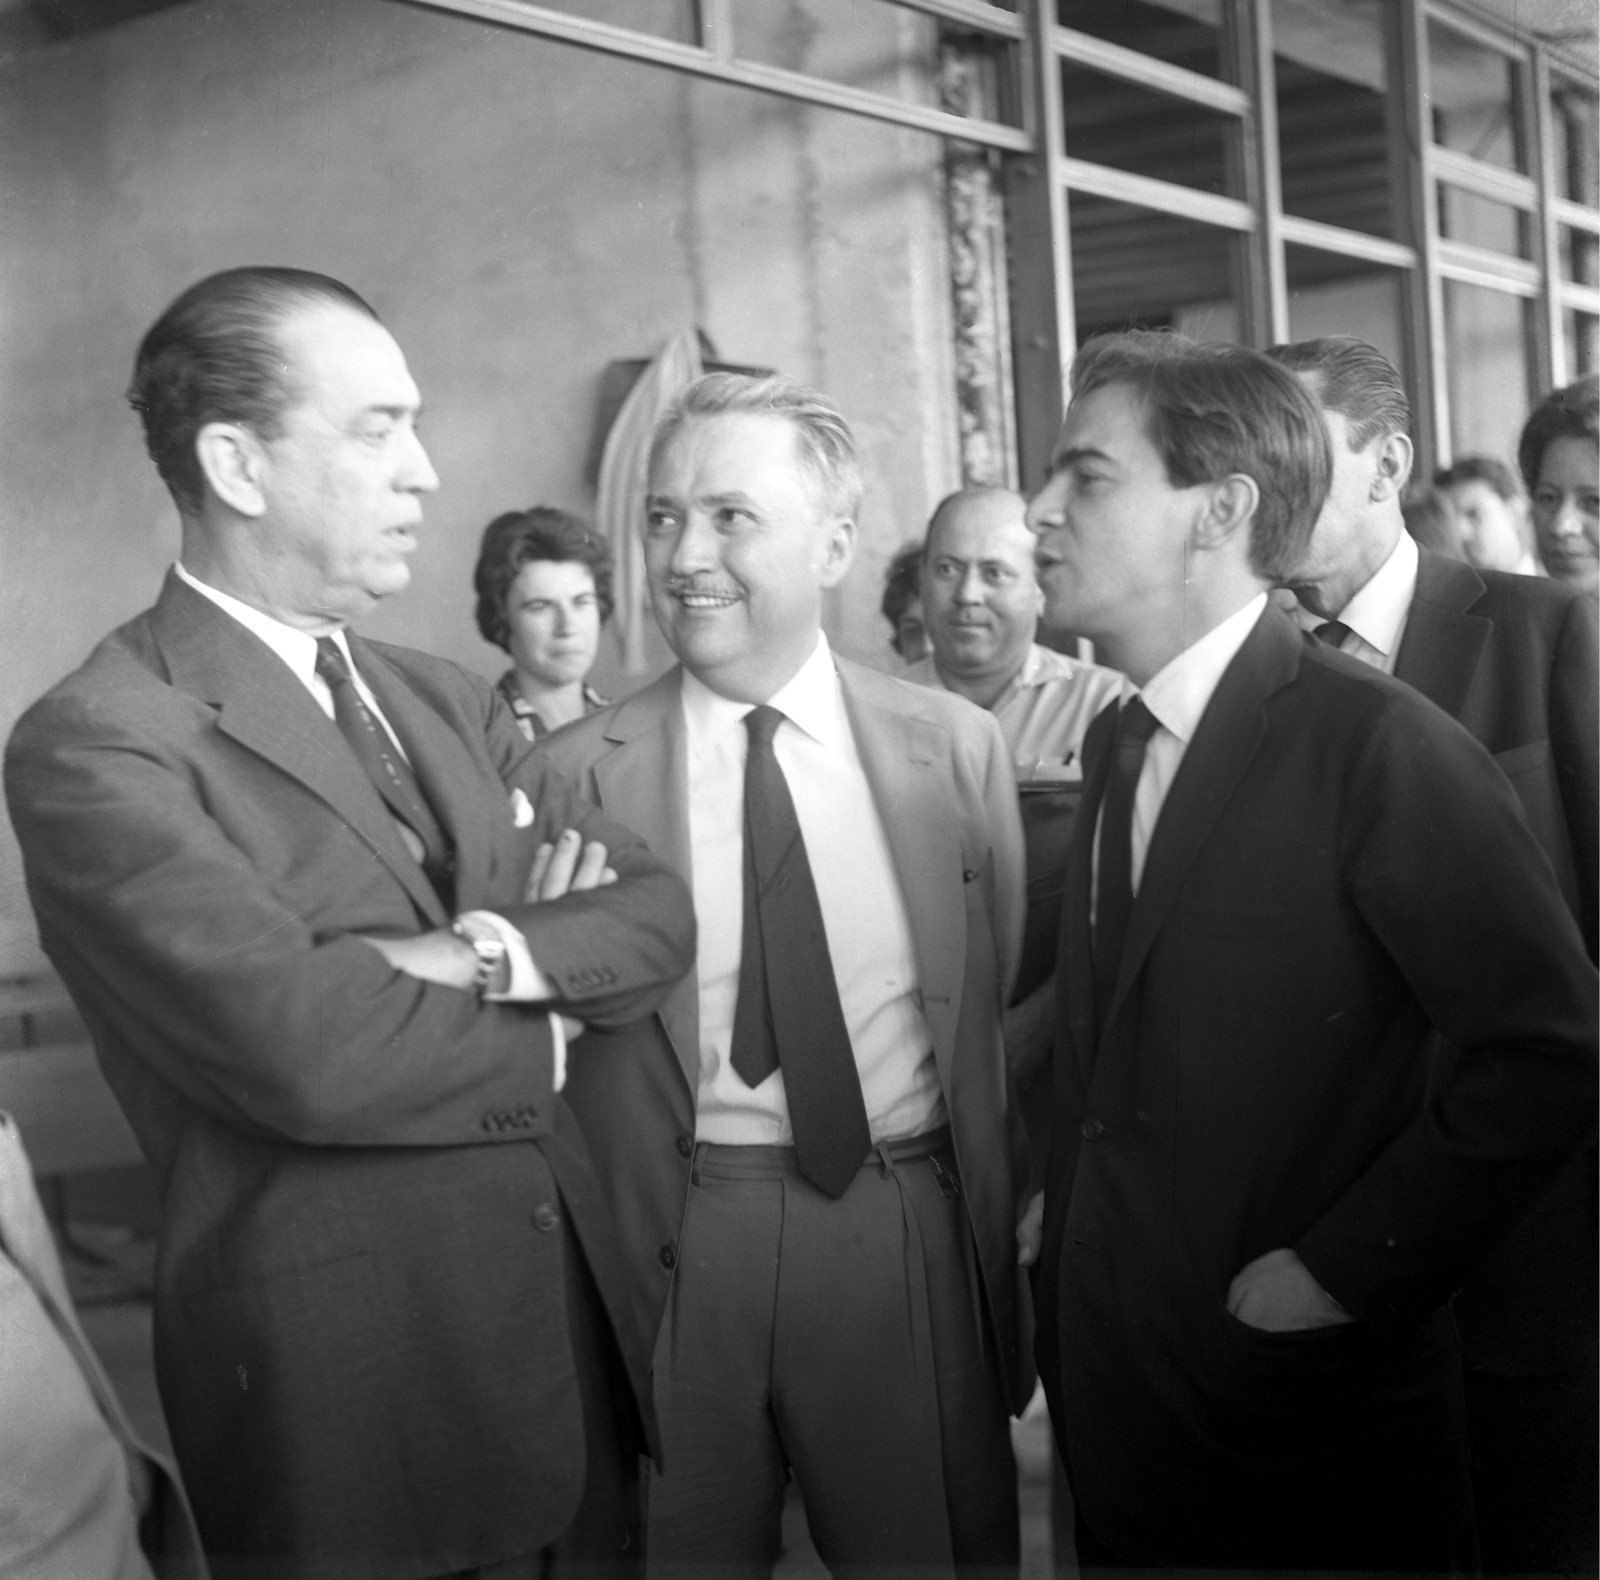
[
  {"left": 401, "top": 429, "right": 439, "bottom": 494},
  {"left": 668, "top": 511, "right": 718, "bottom": 575},
  {"left": 1024, "top": 479, "right": 1061, "bottom": 534},
  {"left": 954, "top": 565, "right": 986, "bottom": 603}
]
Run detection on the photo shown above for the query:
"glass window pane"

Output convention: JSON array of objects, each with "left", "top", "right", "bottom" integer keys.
[
  {"left": 1550, "top": 82, "right": 1599, "bottom": 209},
  {"left": 1427, "top": 19, "right": 1526, "bottom": 174},
  {"left": 1444, "top": 281, "right": 1535, "bottom": 464},
  {"left": 1284, "top": 246, "right": 1405, "bottom": 374},
  {"left": 1436, "top": 183, "right": 1531, "bottom": 258},
  {"left": 1056, "top": 0, "right": 1224, "bottom": 80},
  {"left": 1564, "top": 310, "right": 1599, "bottom": 380},
  {"left": 1068, "top": 193, "right": 1240, "bottom": 342},
  {"left": 1559, "top": 226, "right": 1600, "bottom": 287},
  {"left": 1059, "top": 64, "right": 1236, "bottom": 198},
  {"left": 1272, "top": 0, "right": 1392, "bottom": 239}
]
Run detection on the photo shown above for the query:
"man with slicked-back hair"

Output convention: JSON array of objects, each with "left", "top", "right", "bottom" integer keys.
[
  {"left": 5, "top": 268, "right": 696, "bottom": 1580},
  {"left": 1270, "top": 335, "right": 1599, "bottom": 1576}
]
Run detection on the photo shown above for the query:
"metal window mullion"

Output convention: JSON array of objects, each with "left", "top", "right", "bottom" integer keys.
[
  {"left": 1554, "top": 199, "right": 1600, "bottom": 236},
  {"left": 896, "top": 0, "right": 1026, "bottom": 42},
  {"left": 1059, "top": 157, "right": 1255, "bottom": 232},
  {"left": 1561, "top": 281, "right": 1600, "bottom": 316},
  {"left": 1276, "top": 215, "right": 1418, "bottom": 271},
  {"left": 1226, "top": 0, "right": 1287, "bottom": 347},
  {"left": 1430, "top": 146, "right": 1538, "bottom": 211},
  {"left": 1527, "top": 47, "right": 1563, "bottom": 389},
  {"left": 1391, "top": 0, "right": 1449, "bottom": 473},
  {"left": 1422, "top": 1, "right": 1524, "bottom": 61},
  {"left": 1435, "top": 241, "right": 1542, "bottom": 296},
  {"left": 1052, "top": 23, "right": 1249, "bottom": 117},
  {"left": 406, "top": 0, "right": 1033, "bottom": 152},
  {"left": 696, "top": 0, "right": 734, "bottom": 62}
]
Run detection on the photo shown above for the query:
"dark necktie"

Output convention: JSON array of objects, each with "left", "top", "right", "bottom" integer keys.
[
  {"left": 1092, "top": 697, "right": 1160, "bottom": 1033},
  {"left": 729, "top": 705, "right": 871, "bottom": 1199},
  {"left": 1312, "top": 619, "right": 1351, "bottom": 649},
  {"left": 314, "top": 638, "right": 454, "bottom": 899}
]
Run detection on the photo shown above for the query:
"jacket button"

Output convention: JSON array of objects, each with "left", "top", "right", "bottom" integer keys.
[
  {"left": 676, "top": 1134, "right": 692, "bottom": 1159},
  {"left": 1081, "top": 1117, "right": 1105, "bottom": 1141},
  {"left": 531, "top": 1202, "right": 560, "bottom": 1233},
  {"left": 659, "top": 1243, "right": 677, "bottom": 1270}
]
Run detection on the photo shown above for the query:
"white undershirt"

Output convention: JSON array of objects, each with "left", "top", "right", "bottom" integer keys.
[
  {"left": 173, "top": 565, "right": 565, "bottom": 1080},
  {"left": 1095, "top": 592, "right": 1269, "bottom": 909},
  {"left": 682, "top": 633, "right": 945, "bottom": 1146}
]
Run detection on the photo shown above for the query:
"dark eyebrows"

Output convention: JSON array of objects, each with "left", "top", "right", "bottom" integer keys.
[{"left": 1049, "top": 443, "right": 1113, "bottom": 474}]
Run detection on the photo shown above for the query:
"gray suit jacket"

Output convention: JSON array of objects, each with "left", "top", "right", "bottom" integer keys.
[{"left": 536, "top": 654, "right": 1035, "bottom": 1411}]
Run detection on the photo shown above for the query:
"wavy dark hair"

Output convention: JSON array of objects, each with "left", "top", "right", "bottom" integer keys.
[
  {"left": 473, "top": 506, "right": 614, "bottom": 652},
  {"left": 128, "top": 267, "right": 377, "bottom": 516},
  {"left": 1518, "top": 375, "right": 1599, "bottom": 493},
  {"left": 1071, "top": 330, "right": 1332, "bottom": 583}
]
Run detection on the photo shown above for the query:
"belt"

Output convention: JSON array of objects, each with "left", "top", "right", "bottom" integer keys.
[{"left": 690, "top": 1124, "right": 956, "bottom": 1186}]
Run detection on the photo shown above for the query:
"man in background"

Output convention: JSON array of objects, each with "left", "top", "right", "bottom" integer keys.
[
  {"left": 1434, "top": 455, "right": 1539, "bottom": 575},
  {"left": 6, "top": 267, "right": 694, "bottom": 1580},
  {"left": 901, "top": 485, "right": 1121, "bottom": 1158},
  {"left": 539, "top": 372, "right": 1032, "bottom": 1578},
  {"left": 1027, "top": 330, "right": 1596, "bottom": 1573},
  {"left": 1267, "top": 335, "right": 1599, "bottom": 1576}
]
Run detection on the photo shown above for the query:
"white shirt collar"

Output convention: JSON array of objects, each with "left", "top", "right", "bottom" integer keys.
[
  {"left": 1323, "top": 529, "right": 1418, "bottom": 658},
  {"left": 679, "top": 631, "right": 845, "bottom": 751},
  {"left": 1136, "top": 591, "right": 1269, "bottom": 745},
  {"left": 174, "top": 561, "right": 355, "bottom": 681}
]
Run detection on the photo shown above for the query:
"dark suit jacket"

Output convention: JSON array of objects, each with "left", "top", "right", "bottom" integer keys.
[
  {"left": 4, "top": 572, "right": 696, "bottom": 1580},
  {"left": 1034, "top": 605, "right": 1597, "bottom": 1567},
  {"left": 535, "top": 657, "right": 1036, "bottom": 1414}
]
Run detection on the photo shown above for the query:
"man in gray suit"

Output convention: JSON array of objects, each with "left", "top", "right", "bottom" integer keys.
[{"left": 539, "top": 372, "right": 1032, "bottom": 1578}]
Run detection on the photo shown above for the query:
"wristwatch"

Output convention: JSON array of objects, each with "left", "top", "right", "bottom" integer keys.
[{"left": 451, "top": 914, "right": 510, "bottom": 997}]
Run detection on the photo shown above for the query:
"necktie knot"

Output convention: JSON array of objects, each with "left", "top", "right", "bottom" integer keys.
[
  {"left": 743, "top": 704, "right": 785, "bottom": 751},
  {"left": 1114, "top": 695, "right": 1160, "bottom": 750},
  {"left": 314, "top": 636, "right": 353, "bottom": 685},
  {"left": 1312, "top": 619, "right": 1351, "bottom": 649}
]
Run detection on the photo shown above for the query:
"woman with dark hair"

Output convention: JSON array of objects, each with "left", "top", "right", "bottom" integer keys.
[
  {"left": 1518, "top": 375, "right": 1599, "bottom": 590},
  {"left": 474, "top": 506, "right": 613, "bottom": 738}
]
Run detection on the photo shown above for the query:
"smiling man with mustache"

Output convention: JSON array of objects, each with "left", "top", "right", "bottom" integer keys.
[{"left": 537, "top": 371, "right": 1034, "bottom": 1578}]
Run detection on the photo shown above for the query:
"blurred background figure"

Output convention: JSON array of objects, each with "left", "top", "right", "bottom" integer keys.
[
  {"left": 1519, "top": 375, "right": 1599, "bottom": 593},
  {"left": 879, "top": 540, "right": 928, "bottom": 666},
  {"left": 1401, "top": 487, "right": 1468, "bottom": 562},
  {"left": 474, "top": 506, "right": 613, "bottom": 738},
  {"left": 1434, "top": 457, "right": 1538, "bottom": 574}
]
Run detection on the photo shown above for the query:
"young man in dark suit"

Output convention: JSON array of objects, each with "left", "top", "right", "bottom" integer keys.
[
  {"left": 1270, "top": 336, "right": 1598, "bottom": 1575},
  {"left": 5, "top": 268, "right": 696, "bottom": 1580},
  {"left": 1024, "top": 331, "right": 1596, "bottom": 1573}
]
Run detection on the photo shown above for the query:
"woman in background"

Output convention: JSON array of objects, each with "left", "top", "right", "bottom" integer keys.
[
  {"left": 474, "top": 506, "right": 613, "bottom": 739},
  {"left": 1519, "top": 375, "right": 1599, "bottom": 593}
]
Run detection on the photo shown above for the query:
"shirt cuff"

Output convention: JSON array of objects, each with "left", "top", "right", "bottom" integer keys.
[{"left": 461, "top": 910, "right": 552, "bottom": 1001}]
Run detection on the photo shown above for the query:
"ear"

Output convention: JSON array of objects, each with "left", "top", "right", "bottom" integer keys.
[
  {"left": 195, "top": 422, "right": 269, "bottom": 518},
  {"left": 1192, "top": 473, "right": 1259, "bottom": 554},
  {"left": 1370, "top": 432, "right": 1414, "bottom": 502},
  {"left": 818, "top": 516, "right": 857, "bottom": 590}
]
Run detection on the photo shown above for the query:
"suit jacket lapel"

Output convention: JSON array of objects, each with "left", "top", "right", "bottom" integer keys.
[
  {"left": 839, "top": 661, "right": 967, "bottom": 1095},
  {"left": 589, "top": 670, "right": 700, "bottom": 1094},
  {"left": 150, "top": 573, "right": 449, "bottom": 927},
  {"left": 1101, "top": 606, "right": 1301, "bottom": 1041},
  {"left": 1065, "top": 703, "right": 1115, "bottom": 1083},
  {"left": 1393, "top": 548, "right": 1491, "bottom": 721}
]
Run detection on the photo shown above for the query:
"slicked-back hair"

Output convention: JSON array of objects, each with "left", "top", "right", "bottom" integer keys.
[
  {"left": 474, "top": 506, "right": 614, "bottom": 652},
  {"left": 128, "top": 267, "right": 378, "bottom": 516},
  {"left": 1518, "top": 375, "right": 1599, "bottom": 493},
  {"left": 649, "top": 371, "right": 863, "bottom": 519},
  {"left": 1434, "top": 454, "right": 1523, "bottom": 501},
  {"left": 1070, "top": 330, "right": 1332, "bottom": 583},
  {"left": 1265, "top": 336, "right": 1411, "bottom": 450}
]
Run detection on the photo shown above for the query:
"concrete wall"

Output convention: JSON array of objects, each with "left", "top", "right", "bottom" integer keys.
[{"left": 0, "top": 0, "right": 960, "bottom": 971}]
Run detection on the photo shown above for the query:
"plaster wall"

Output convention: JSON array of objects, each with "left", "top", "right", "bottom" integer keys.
[{"left": 0, "top": 0, "right": 960, "bottom": 971}]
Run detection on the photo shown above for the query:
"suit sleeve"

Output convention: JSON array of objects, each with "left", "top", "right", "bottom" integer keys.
[
  {"left": 4, "top": 687, "right": 693, "bottom": 1151},
  {"left": 480, "top": 686, "right": 696, "bottom": 1029},
  {"left": 970, "top": 707, "right": 1026, "bottom": 1005},
  {"left": 1549, "top": 590, "right": 1599, "bottom": 961},
  {"left": 1294, "top": 693, "right": 1598, "bottom": 1330}
]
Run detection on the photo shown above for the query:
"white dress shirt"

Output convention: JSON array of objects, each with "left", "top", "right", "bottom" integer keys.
[
  {"left": 683, "top": 632, "right": 944, "bottom": 1146},
  {"left": 1095, "top": 592, "right": 1269, "bottom": 907},
  {"left": 1292, "top": 528, "right": 1419, "bottom": 674},
  {"left": 173, "top": 565, "right": 565, "bottom": 1078}
]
